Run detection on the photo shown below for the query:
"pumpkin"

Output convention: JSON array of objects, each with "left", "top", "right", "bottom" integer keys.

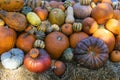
[
  {"left": 58, "top": 5, "right": 66, "bottom": 11},
  {"left": 35, "top": 30, "right": 46, "bottom": 40},
  {"left": 112, "top": 10, "right": 120, "bottom": 20},
  {"left": 0, "top": 0, "right": 24, "bottom": 11},
  {"left": 62, "top": 48, "right": 73, "bottom": 61},
  {"left": 74, "top": 37, "right": 109, "bottom": 69},
  {"left": 34, "top": 6, "right": 48, "bottom": 21},
  {"left": 24, "top": 48, "right": 51, "bottom": 73},
  {"left": 91, "top": 3, "right": 114, "bottom": 24},
  {"left": 73, "top": 3, "right": 92, "bottom": 19},
  {"left": 45, "top": 32, "right": 69, "bottom": 59},
  {"left": 48, "top": 8, "right": 65, "bottom": 26},
  {"left": 73, "top": 22, "right": 82, "bottom": 32},
  {"left": 26, "top": 12, "right": 41, "bottom": 26},
  {"left": 93, "top": 28, "right": 115, "bottom": 52},
  {"left": 16, "top": 33, "right": 36, "bottom": 53},
  {"left": 65, "top": 6, "right": 75, "bottom": 24},
  {"left": 51, "top": 24, "right": 60, "bottom": 32},
  {"left": 105, "top": 19, "right": 120, "bottom": 35},
  {"left": 25, "top": 0, "right": 42, "bottom": 9},
  {"left": 0, "top": 18, "right": 5, "bottom": 26},
  {"left": 0, "top": 26, "right": 16, "bottom": 54},
  {"left": 0, "top": 10, "right": 27, "bottom": 31},
  {"left": 1, "top": 48, "right": 24, "bottom": 70},
  {"left": 82, "top": 17, "right": 99, "bottom": 35},
  {"left": 70, "top": 32, "right": 89, "bottom": 48},
  {"left": 110, "top": 50, "right": 120, "bottom": 62},
  {"left": 61, "top": 23, "right": 73, "bottom": 36},
  {"left": 33, "top": 39, "right": 45, "bottom": 48},
  {"left": 21, "top": 6, "right": 32, "bottom": 15},
  {"left": 52, "top": 60, "right": 66, "bottom": 76}
]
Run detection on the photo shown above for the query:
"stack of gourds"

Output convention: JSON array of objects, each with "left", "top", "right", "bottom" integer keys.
[{"left": 0, "top": 0, "right": 120, "bottom": 78}]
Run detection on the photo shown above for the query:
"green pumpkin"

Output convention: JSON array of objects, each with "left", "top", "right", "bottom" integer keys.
[
  {"left": 48, "top": 8, "right": 65, "bottom": 26},
  {"left": 73, "top": 22, "right": 82, "bottom": 32},
  {"left": 35, "top": 30, "right": 46, "bottom": 40},
  {"left": 62, "top": 48, "right": 73, "bottom": 61},
  {"left": 21, "top": 6, "right": 32, "bottom": 15}
]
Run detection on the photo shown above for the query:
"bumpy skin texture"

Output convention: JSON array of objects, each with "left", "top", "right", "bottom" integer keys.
[
  {"left": 1, "top": 48, "right": 24, "bottom": 70},
  {"left": 74, "top": 37, "right": 109, "bottom": 69}
]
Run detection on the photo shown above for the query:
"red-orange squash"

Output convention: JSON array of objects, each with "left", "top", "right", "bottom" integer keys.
[
  {"left": 69, "top": 32, "right": 89, "bottom": 48},
  {"left": 0, "top": 26, "right": 16, "bottom": 54},
  {"left": 45, "top": 32, "right": 69, "bottom": 59},
  {"left": 110, "top": 50, "right": 120, "bottom": 62},
  {"left": 91, "top": 3, "right": 114, "bottom": 24},
  {"left": 16, "top": 33, "right": 36, "bottom": 53},
  {"left": 93, "top": 28, "right": 115, "bottom": 52}
]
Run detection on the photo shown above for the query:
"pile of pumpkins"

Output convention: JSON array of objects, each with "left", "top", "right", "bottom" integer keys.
[{"left": 0, "top": 0, "right": 120, "bottom": 76}]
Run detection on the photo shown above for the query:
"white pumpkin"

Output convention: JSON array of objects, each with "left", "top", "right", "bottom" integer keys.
[{"left": 1, "top": 48, "right": 24, "bottom": 70}]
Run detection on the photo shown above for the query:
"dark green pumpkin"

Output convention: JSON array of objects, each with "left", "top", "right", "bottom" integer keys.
[{"left": 21, "top": 6, "right": 32, "bottom": 15}]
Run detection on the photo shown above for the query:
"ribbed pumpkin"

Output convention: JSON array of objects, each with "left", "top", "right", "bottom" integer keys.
[
  {"left": 74, "top": 37, "right": 109, "bottom": 69},
  {"left": 0, "top": 26, "right": 16, "bottom": 54},
  {"left": 70, "top": 32, "right": 89, "bottom": 48},
  {"left": 1, "top": 48, "right": 24, "bottom": 70},
  {"left": 93, "top": 28, "right": 115, "bottom": 52},
  {"left": 73, "top": 22, "right": 82, "bottom": 32},
  {"left": 0, "top": 0, "right": 24, "bottom": 11},
  {"left": 45, "top": 32, "right": 69, "bottom": 59},
  {"left": 16, "top": 33, "right": 36, "bottom": 53}
]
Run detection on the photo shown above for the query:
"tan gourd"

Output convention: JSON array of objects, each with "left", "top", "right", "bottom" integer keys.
[{"left": 65, "top": 6, "right": 75, "bottom": 24}]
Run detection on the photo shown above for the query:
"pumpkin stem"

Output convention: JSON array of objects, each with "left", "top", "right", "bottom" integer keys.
[
  {"left": 90, "top": 2, "right": 96, "bottom": 9},
  {"left": 57, "top": 36, "right": 62, "bottom": 41},
  {"left": 41, "top": 0, "right": 45, "bottom": 9},
  {"left": 29, "top": 48, "right": 40, "bottom": 59}
]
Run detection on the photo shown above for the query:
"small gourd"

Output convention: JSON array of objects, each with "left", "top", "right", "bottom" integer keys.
[
  {"left": 80, "top": 0, "right": 92, "bottom": 5},
  {"left": 62, "top": 48, "right": 73, "bottom": 61},
  {"left": 63, "top": 0, "right": 73, "bottom": 8},
  {"left": 37, "top": 23, "right": 47, "bottom": 32},
  {"left": 26, "top": 12, "right": 41, "bottom": 26},
  {"left": 33, "top": 39, "right": 45, "bottom": 48},
  {"left": 51, "top": 24, "right": 60, "bottom": 31},
  {"left": 0, "top": 19, "right": 5, "bottom": 26},
  {"left": 35, "top": 30, "right": 46, "bottom": 40},
  {"left": 46, "top": 26, "right": 53, "bottom": 33},
  {"left": 73, "top": 22, "right": 82, "bottom": 32},
  {"left": 65, "top": 6, "right": 75, "bottom": 24},
  {"left": 1, "top": 48, "right": 24, "bottom": 70},
  {"left": 25, "top": 0, "right": 42, "bottom": 9},
  {"left": 21, "top": 6, "right": 32, "bottom": 15}
]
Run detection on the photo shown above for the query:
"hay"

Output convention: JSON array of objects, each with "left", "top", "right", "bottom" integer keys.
[{"left": 0, "top": 60, "right": 120, "bottom": 80}]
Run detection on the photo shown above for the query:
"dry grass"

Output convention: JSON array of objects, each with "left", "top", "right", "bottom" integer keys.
[{"left": 0, "top": 60, "right": 120, "bottom": 80}]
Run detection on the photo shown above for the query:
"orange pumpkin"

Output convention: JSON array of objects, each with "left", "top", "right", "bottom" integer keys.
[
  {"left": 82, "top": 17, "right": 99, "bottom": 35},
  {"left": 61, "top": 23, "right": 73, "bottom": 36},
  {"left": 110, "top": 50, "right": 120, "bottom": 62},
  {"left": 45, "top": 32, "right": 69, "bottom": 59},
  {"left": 0, "top": 0, "right": 24, "bottom": 11},
  {"left": 105, "top": 19, "right": 120, "bottom": 35},
  {"left": 34, "top": 7, "right": 48, "bottom": 21},
  {"left": 0, "top": 26, "right": 16, "bottom": 54},
  {"left": 69, "top": 32, "right": 89, "bottom": 48},
  {"left": 91, "top": 3, "right": 114, "bottom": 24},
  {"left": 16, "top": 33, "right": 36, "bottom": 53},
  {"left": 93, "top": 28, "right": 115, "bottom": 52}
]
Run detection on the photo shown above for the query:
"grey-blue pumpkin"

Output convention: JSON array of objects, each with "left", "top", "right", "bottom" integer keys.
[{"left": 1, "top": 48, "right": 24, "bottom": 70}]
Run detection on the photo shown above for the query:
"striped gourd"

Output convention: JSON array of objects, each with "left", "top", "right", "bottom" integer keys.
[
  {"left": 35, "top": 30, "right": 46, "bottom": 40},
  {"left": 80, "top": 0, "right": 92, "bottom": 5},
  {"left": 37, "top": 24, "right": 47, "bottom": 32},
  {"left": 33, "top": 39, "right": 45, "bottom": 48},
  {"left": 73, "top": 22, "right": 82, "bottom": 32},
  {"left": 51, "top": 24, "right": 60, "bottom": 31}
]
